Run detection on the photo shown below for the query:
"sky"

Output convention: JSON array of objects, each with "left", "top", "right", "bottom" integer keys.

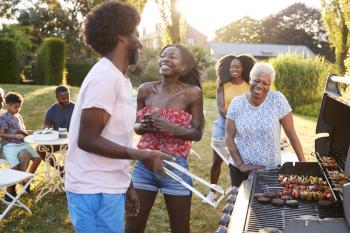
[{"left": 139, "top": 0, "right": 321, "bottom": 40}]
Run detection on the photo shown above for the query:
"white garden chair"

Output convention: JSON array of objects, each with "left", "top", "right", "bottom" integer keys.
[
  {"left": 0, "top": 159, "right": 8, "bottom": 168},
  {"left": 0, "top": 168, "right": 34, "bottom": 220}
]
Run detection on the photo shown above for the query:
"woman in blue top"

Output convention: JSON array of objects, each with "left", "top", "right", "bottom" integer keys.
[{"left": 225, "top": 63, "right": 305, "bottom": 187}]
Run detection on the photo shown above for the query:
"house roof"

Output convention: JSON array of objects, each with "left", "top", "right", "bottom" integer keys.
[{"left": 208, "top": 42, "right": 316, "bottom": 58}]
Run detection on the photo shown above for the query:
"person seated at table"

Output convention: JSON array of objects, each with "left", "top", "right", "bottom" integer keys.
[
  {"left": 44, "top": 86, "right": 75, "bottom": 131},
  {"left": 37, "top": 86, "right": 74, "bottom": 169},
  {"left": 0, "top": 89, "right": 33, "bottom": 172},
  {"left": 0, "top": 88, "right": 7, "bottom": 158},
  {"left": 0, "top": 92, "right": 41, "bottom": 201},
  {"left": 0, "top": 88, "right": 6, "bottom": 116}
]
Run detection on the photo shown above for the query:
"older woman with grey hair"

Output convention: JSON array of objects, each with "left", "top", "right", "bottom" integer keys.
[{"left": 225, "top": 62, "right": 305, "bottom": 188}]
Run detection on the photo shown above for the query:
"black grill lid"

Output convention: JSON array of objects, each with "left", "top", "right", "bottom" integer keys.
[{"left": 315, "top": 75, "right": 350, "bottom": 176}]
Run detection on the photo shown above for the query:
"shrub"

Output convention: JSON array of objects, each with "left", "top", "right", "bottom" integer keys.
[
  {"left": 66, "top": 60, "right": 95, "bottom": 87},
  {"left": 270, "top": 54, "right": 337, "bottom": 111},
  {"left": 204, "top": 64, "right": 216, "bottom": 81},
  {"left": 128, "top": 47, "right": 159, "bottom": 86},
  {"left": 0, "top": 38, "right": 19, "bottom": 83},
  {"left": 143, "top": 59, "right": 160, "bottom": 82},
  {"left": 34, "top": 38, "right": 66, "bottom": 85},
  {"left": 188, "top": 45, "right": 215, "bottom": 71},
  {"left": 202, "top": 80, "right": 217, "bottom": 99},
  {"left": 294, "top": 103, "right": 320, "bottom": 118},
  {"left": 0, "top": 24, "right": 32, "bottom": 74}
]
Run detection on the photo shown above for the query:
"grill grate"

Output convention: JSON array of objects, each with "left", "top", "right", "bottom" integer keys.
[
  {"left": 244, "top": 170, "right": 343, "bottom": 233},
  {"left": 315, "top": 152, "right": 346, "bottom": 202}
]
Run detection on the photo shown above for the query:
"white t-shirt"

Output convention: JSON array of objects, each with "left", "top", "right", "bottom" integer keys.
[
  {"left": 65, "top": 58, "right": 136, "bottom": 194},
  {"left": 226, "top": 91, "right": 291, "bottom": 169}
]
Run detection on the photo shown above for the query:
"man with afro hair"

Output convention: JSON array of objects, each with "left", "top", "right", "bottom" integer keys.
[{"left": 64, "top": 1, "right": 172, "bottom": 232}]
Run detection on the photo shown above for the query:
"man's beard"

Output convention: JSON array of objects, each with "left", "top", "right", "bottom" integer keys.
[
  {"left": 58, "top": 101, "right": 69, "bottom": 106},
  {"left": 129, "top": 49, "right": 140, "bottom": 65}
]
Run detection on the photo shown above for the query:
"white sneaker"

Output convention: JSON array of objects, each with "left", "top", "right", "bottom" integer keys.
[{"left": 203, "top": 191, "right": 217, "bottom": 204}]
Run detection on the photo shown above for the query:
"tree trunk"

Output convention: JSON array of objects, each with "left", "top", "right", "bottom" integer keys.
[{"left": 170, "top": 0, "right": 180, "bottom": 43}]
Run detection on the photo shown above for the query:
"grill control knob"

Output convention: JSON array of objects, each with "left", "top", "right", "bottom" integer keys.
[
  {"left": 215, "top": 225, "right": 227, "bottom": 233},
  {"left": 226, "top": 194, "right": 237, "bottom": 204},
  {"left": 223, "top": 203, "right": 234, "bottom": 215},
  {"left": 219, "top": 214, "right": 231, "bottom": 227},
  {"left": 230, "top": 186, "right": 239, "bottom": 194}
]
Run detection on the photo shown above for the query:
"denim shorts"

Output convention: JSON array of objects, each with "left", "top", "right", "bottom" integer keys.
[
  {"left": 212, "top": 115, "right": 226, "bottom": 139},
  {"left": 132, "top": 156, "right": 193, "bottom": 196},
  {"left": 66, "top": 192, "right": 125, "bottom": 233}
]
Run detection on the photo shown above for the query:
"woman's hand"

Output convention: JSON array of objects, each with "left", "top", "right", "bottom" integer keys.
[
  {"left": 140, "top": 115, "right": 158, "bottom": 132},
  {"left": 151, "top": 115, "right": 175, "bottom": 133},
  {"left": 135, "top": 115, "right": 159, "bottom": 134}
]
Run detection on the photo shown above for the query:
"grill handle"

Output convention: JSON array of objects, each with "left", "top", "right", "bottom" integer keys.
[{"left": 345, "top": 148, "right": 350, "bottom": 177}]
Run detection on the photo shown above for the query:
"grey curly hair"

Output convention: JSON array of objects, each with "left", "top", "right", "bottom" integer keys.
[{"left": 250, "top": 62, "right": 275, "bottom": 82}]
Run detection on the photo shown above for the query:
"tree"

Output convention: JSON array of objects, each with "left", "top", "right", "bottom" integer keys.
[
  {"left": 212, "top": 3, "right": 332, "bottom": 60},
  {"left": 0, "top": 0, "right": 22, "bottom": 19},
  {"left": 340, "top": 0, "right": 350, "bottom": 74},
  {"left": 188, "top": 45, "right": 215, "bottom": 71},
  {"left": 155, "top": 0, "right": 181, "bottom": 44},
  {"left": 214, "top": 17, "right": 262, "bottom": 43},
  {"left": 0, "top": 0, "right": 148, "bottom": 60},
  {"left": 62, "top": 0, "right": 147, "bottom": 16},
  {"left": 0, "top": 24, "right": 32, "bottom": 71},
  {"left": 7, "top": 0, "right": 85, "bottom": 61},
  {"left": 261, "top": 3, "right": 333, "bottom": 61},
  {"left": 321, "top": 0, "right": 349, "bottom": 73}
]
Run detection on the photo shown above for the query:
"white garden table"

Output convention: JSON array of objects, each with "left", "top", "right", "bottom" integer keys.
[{"left": 24, "top": 135, "right": 68, "bottom": 203}]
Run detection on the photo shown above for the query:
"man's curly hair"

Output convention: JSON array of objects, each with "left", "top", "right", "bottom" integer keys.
[{"left": 83, "top": 1, "right": 141, "bottom": 56}]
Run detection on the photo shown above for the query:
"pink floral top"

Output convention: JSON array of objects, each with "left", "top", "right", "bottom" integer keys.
[{"left": 137, "top": 106, "right": 193, "bottom": 157}]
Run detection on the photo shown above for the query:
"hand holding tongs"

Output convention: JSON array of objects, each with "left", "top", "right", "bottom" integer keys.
[{"left": 164, "top": 160, "right": 232, "bottom": 208}]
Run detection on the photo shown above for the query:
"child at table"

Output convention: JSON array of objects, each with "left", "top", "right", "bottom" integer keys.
[{"left": 0, "top": 92, "right": 41, "bottom": 201}]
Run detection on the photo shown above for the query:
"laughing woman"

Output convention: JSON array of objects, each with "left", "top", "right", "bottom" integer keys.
[
  {"left": 126, "top": 44, "right": 204, "bottom": 233},
  {"left": 225, "top": 62, "right": 305, "bottom": 188}
]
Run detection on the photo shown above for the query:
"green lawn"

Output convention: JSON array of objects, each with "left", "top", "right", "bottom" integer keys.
[{"left": 0, "top": 84, "right": 317, "bottom": 233}]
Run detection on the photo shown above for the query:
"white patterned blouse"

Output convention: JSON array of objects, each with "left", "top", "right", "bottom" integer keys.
[{"left": 226, "top": 91, "right": 292, "bottom": 169}]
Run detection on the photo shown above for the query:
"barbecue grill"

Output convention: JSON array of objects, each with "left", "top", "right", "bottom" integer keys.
[{"left": 216, "top": 74, "right": 350, "bottom": 233}]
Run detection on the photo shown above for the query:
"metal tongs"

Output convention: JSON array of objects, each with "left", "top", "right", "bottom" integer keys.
[
  {"left": 164, "top": 160, "right": 232, "bottom": 208},
  {"left": 261, "top": 184, "right": 284, "bottom": 191}
]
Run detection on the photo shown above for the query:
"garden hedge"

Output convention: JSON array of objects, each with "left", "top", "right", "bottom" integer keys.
[
  {"left": 270, "top": 54, "right": 337, "bottom": 117},
  {"left": 0, "top": 38, "right": 19, "bottom": 84},
  {"left": 34, "top": 38, "right": 66, "bottom": 85},
  {"left": 66, "top": 61, "right": 95, "bottom": 87}
]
